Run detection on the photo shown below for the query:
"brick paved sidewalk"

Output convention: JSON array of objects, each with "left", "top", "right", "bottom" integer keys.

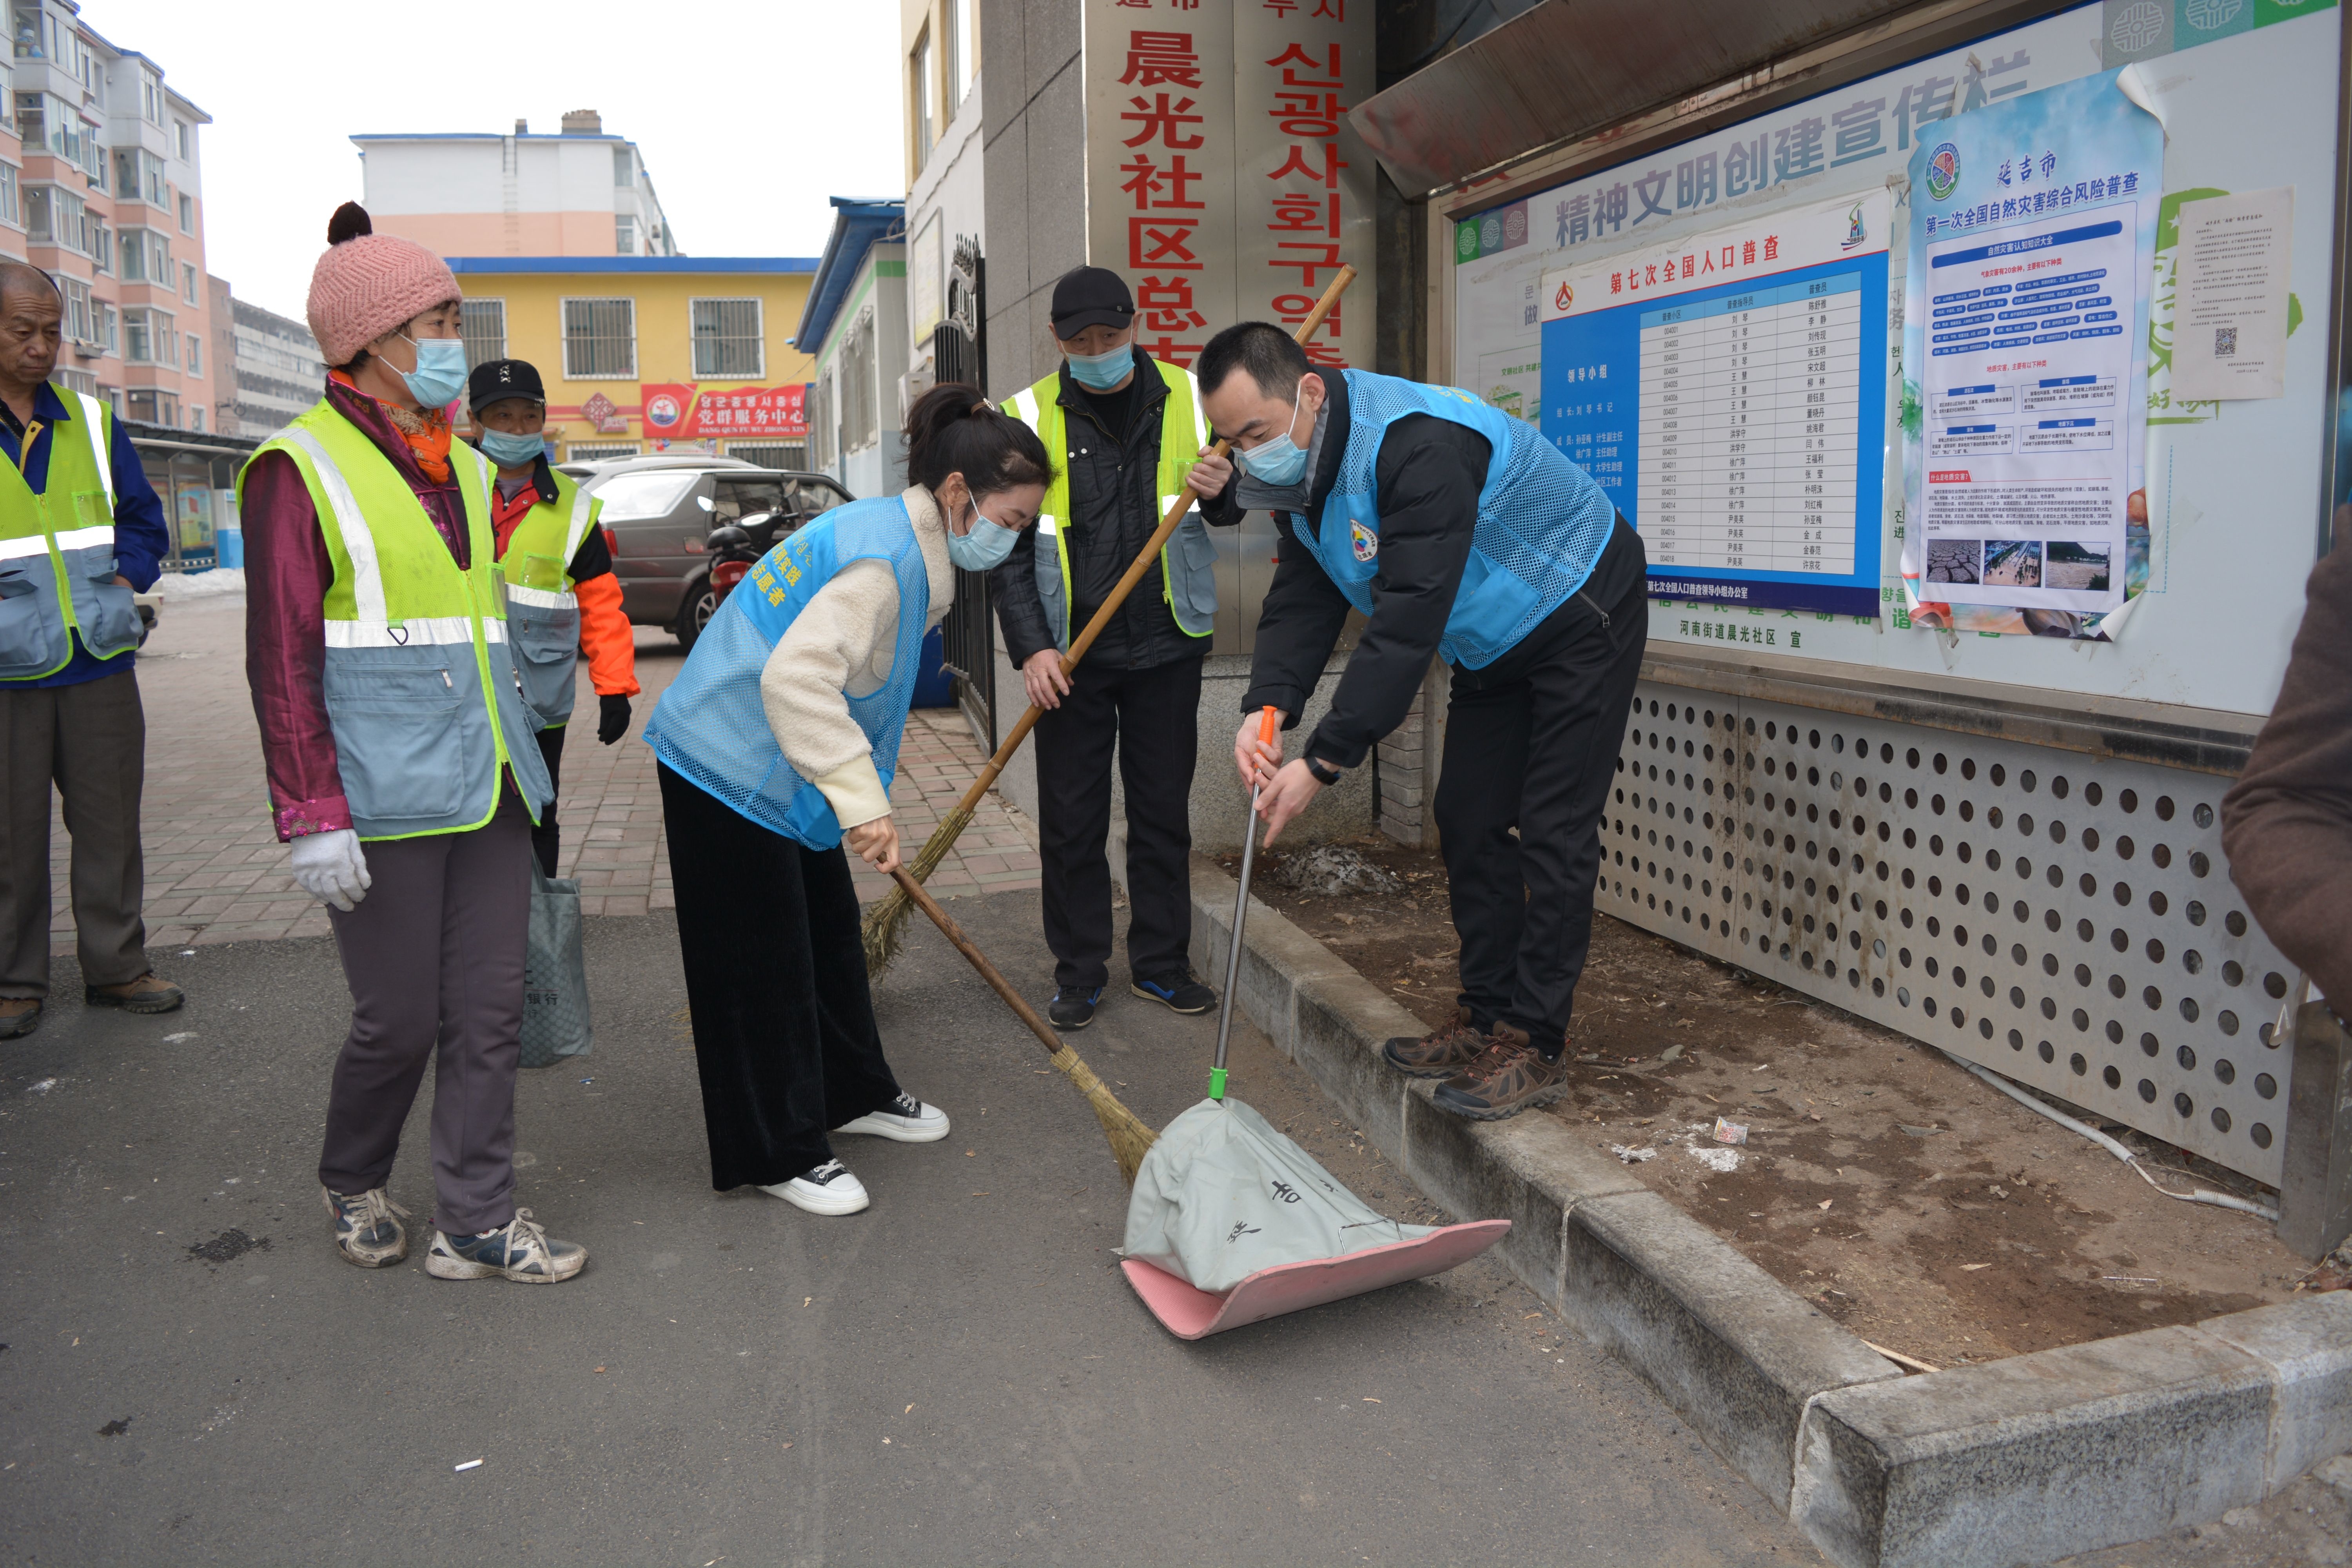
[{"left": 49, "top": 592, "right": 1036, "bottom": 953}]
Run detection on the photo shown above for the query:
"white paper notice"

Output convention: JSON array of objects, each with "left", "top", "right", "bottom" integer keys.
[{"left": 2172, "top": 187, "right": 2293, "bottom": 402}]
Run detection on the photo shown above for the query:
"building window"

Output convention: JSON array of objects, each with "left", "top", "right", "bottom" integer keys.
[
  {"left": 690, "top": 298, "right": 763, "bottom": 379},
  {"left": 186, "top": 333, "right": 201, "bottom": 376},
  {"left": 613, "top": 147, "right": 633, "bottom": 187},
  {"left": 460, "top": 298, "right": 506, "bottom": 367},
  {"left": 181, "top": 261, "right": 197, "bottom": 304},
  {"left": 910, "top": 26, "right": 935, "bottom": 171},
  {"left": 175, "top": 120, "right": 190, "bottom": 160},
  {"left": 50, "top": 274, "right": 90, "bottom": 345},
  {"left": 561, "top": 297, "right": 636, "bottom": 379},
  {"left": 125, "top": 388, "right": 180, "bottom": 427},
  {"left": 945, "top": 0, "right": 972, "bottom": 113},
  {"left": 0, "top": 162, "right": 17, "bottom": 228},
  {"left": 141, "top": 71, "right": 163, "bottom": 127},
  {"left": 124, "top": 307, "right": 176, "bottom": 365},
  {"left": 94, "top": 301, "right": 115, "bottom": 355},
  {"left": 614, "top": 214, "right": 637, "bottom": 255},
  {"left": 118, "top": 228, "right": 170, "bottom": 283},
  {"left": 190, "top": 405, "right": 204, "bottom": 432},
  {"left": 89, "top": 218, "right": 108, "bottom": 273},
  {"left": 565, "top": 441, "right": 641, "bottom": 461},
  {"left": 841, "top": 314, "right": 877, "bottom": 453},
  {"left": 178, "top": 192, "right": 193, "bottom": 234},
  {"left": 724, "top": 441, "right": 807, "bottom": 470}
]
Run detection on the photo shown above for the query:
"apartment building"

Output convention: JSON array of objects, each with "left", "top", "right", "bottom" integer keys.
[
  {"left": 223, "top": 294, "right": 322, "bottom": 438},
  {"left": 354, "top": 111, "right": 680, "bottom": 260},
  {"left": 799, "top": 199, "right": 906, "bottom": 500},
  {"left": 901, "top": 0, "right": 983, "bottom": 396},
  {"left": 2, "top": 0, "right": 217, "bottom": 432}
]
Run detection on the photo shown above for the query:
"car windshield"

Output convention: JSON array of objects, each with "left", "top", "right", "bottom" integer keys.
[{"left": 590, "top": 472, "right": 700, "bottom": 522}]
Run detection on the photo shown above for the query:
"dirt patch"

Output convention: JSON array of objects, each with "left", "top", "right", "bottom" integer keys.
[{"left": 1222, "top": 836, "right": 2328, "bottom": 1372}]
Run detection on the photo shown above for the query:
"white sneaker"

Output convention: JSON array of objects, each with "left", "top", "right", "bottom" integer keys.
[
  {"left": 760, "top": 1159, "right": 870, "bottom": 1216},
  {"left": 836, "top": 1093, "right": 950, "bottom": 1143}
]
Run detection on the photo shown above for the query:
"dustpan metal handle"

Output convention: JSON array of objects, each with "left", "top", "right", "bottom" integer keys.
[{"left": 1212, "top": 706, "right": 1281, "bottom": 1100}]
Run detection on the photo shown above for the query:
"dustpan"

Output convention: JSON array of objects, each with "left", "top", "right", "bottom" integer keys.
[{"left": 1120, "top": 710, "right": 1509, "bottom": 1338}]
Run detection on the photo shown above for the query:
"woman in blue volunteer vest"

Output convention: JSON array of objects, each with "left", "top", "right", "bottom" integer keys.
[
  {"left": 646, "top": 387, "right": 1054, "bottom": 1216},
  {"left": 1195, "top": 322, "right": 1650, "bottom": 1126}
]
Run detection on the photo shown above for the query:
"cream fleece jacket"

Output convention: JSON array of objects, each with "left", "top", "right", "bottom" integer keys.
[{"left": 759, "top": 485, "right": 955, "bottom": 830}]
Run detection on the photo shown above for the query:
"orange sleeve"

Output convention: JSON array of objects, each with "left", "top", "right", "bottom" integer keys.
[{"left": 574, "top": 572, "right": 641, "bottom": 697}]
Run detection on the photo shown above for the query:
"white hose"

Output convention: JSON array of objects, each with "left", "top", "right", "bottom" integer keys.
[{"left": 1936, "top": 1049, "right": 2281, "bottom": 1223}]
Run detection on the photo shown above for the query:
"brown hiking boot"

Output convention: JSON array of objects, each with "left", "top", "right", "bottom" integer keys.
[
  {"left": 1383, "top": 1007, "right": 1490, "bottom": 1079},
  {"left": 85, "top": 973, "right": 184, "bottom": 1014},
  {"left": 1432, "top": 1024, "right": 1569, "bottom": 1122},
  {"left": 0, "top": 997, "right": 40, "bottom": 1039}
]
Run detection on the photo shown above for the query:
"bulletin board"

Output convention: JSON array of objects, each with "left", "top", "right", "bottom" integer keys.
[{"left": 1448, "top": 0, "right": 2344, "bottom": 719}]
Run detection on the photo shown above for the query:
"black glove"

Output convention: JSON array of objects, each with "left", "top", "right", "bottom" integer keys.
[{"left": 597, "top": 693, "right": 632, "bottom": 745}]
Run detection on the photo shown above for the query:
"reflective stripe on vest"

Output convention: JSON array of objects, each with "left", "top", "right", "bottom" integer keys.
[
  {"left": 0, "top": 390, "right": 135, "bottom": 681},
  {"left": 1303, "top": 369, "right": 1617, "bottom": 670},
  {"left": 1003, "top": 359, "right": 1216, "bottom": 649},
  {"left": 495, "top": 466, "right": 599, "bottom": 729},
  {"left": 642, "top": 495, "right": 928, "bottom": 850},
  {"left": 240, "top": 401, "right": 552, "bottom": 840}
]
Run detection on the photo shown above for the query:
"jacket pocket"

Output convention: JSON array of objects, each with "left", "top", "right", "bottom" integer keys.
[
  {"left": 0, "top": 561, "right": 65, "bottom": 678},
  {"left": 1445, "top": 549, "right": 1541, "bottom": 667},
  {"left": 1169, "top": 515, "right": 1219, "bottom": 633},
  {"left": 323, "top": 661, "right": 467, "bottom": 824},
  {"left": 506, "top": 603, "right": 581, "bottom": 726},
  {"left": 78, "top": 557, "right": 141, "bottom": 658}
]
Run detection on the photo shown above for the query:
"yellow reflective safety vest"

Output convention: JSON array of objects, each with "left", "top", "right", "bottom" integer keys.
[
  {"left": 495, "top": 464, "right": 601, "bottom": 728},
  {"left": 1002, "top": 357, "right": 1217, "bottom": 650},
  {"left": 238, "top": 403, "right": 552, "bottom": 841},
  {"left": 0, "top": 391, "right": 140, "bottom": 681}
]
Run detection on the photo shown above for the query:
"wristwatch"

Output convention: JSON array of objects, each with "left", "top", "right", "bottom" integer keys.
[{"left": 1305, "top": 755, "right": 1343, "bottom": 787}]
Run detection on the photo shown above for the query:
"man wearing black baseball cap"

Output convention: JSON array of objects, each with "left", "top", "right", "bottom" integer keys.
[
  {"left": 993, "top": 267, "right": 1234, "bottom": 1030},
  {"left": 465, "top": 358, "right": 639, "bottom": 878}
]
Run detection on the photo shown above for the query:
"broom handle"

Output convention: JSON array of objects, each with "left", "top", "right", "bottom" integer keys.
[
  {"left": 1211, "top": 705, "right": 1281, "bottom": 1101},
  {"left": 939, "top": 264, "right": 1358, "bottom": 820},
  {"left": 890, "top": 865, "right": 1069, "bottom": 1063}
]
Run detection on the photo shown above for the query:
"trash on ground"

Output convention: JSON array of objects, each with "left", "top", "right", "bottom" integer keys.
[
  {"left": 1686, "top": 1145, "right": 1741, "bottom": 1173},
  {"left": 1818, "top": 1198, "right": 1835, "bottom": 1211},
  {"left": 1961, "top": 1262, "right": 1992, "bottom": 1271},
  {"left": 1273, "top": 844, "right": 1403, "bottom": 897},
  {"left": 162, "top": 1032, "right": 196, "bottom": 1043},
  {"left": 1712, "top": 1118, "right": 1748, "bottom": 1145},
  {"left": 1610, "top": 1145, "right": 1657, "bottom": 1164},
  {"left": 26, "top": 1078, "right": 55, "bottom": 1095},
  {"left": 453, "top": 1459, "right": 483, "bottom": 1472},
  {"left": 1659, "top": 1043, "right": 1684, "bottom": 1063},
  {"left": 98, "top": 1417, "right": 130, "bottom": 1437},
  {"left": 1898, "top": 1123, "right": 1944, "bottom": 1137}
]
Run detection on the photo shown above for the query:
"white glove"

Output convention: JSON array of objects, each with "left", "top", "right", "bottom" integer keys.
[{"left": 290, "top": 828, "right": 372, "bottom": 911}]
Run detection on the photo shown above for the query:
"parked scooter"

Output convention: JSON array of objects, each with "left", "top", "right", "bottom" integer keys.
[{"left": 703, "top": 510, "right": 786, "bottom": 612}]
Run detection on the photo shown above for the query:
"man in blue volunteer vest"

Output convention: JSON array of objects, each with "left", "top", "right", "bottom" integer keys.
[
  {"left": 0, "top": 260, "right": 182, "bottom": 1040},
  {"left": 1195, "top": 322, "right": 1648, "bottom": 1122}
]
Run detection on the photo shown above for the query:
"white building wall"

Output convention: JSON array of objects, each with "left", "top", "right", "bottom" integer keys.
[{"left": 905, "top": 67, "right": 985, "bottom": 379}]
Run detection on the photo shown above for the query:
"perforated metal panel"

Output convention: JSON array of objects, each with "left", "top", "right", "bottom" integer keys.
[{"left": 1599, "top": 682, "right": 2296, "bottom": 1185}]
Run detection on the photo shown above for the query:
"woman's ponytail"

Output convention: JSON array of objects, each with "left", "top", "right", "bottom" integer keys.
[{"left": 904, "top": 384, "right": 1054, "bottom": 499}]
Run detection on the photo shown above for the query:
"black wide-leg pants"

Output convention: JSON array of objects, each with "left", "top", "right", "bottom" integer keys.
[
  {"left": 1436, "top": 544, "right": 1648, "bottom": 1055},
  {"left": 659, "top": 762, "right": 901, "bottom": 1190}
]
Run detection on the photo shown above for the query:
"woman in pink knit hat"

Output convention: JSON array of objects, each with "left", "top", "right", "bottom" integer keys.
[{"left": 238, "top": 203, "right": 586, "bottom": 1285}]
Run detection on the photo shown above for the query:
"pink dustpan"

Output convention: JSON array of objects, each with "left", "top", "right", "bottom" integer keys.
[{"left": 1121, "top": 1220, "right": 1512, "bottom": 1339}]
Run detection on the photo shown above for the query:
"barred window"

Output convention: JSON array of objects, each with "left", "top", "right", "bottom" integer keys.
[
  {"left": 562, "top": 297, "right": 635, "bottom": 379},
  {"left": 691, "top": 297, "right": 763, "bottom": 379},
  {"left": 461, "top": 299, "right": 507, "bottom": 368}
]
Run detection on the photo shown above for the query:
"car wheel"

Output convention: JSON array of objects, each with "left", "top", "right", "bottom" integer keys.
[{"left": 675, "top": 581, "right": 720, "bottom": 653}]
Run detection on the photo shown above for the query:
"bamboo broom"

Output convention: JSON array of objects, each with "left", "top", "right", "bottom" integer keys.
[
  {"left": 864, "top": 264, "right": 1359, "bottom": 976},
  {"left": 889, "top": 866, "right": 1158, "bottom": 1184}
]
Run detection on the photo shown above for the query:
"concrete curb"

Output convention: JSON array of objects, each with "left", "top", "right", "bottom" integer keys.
[{"left": 1181, "top": 854, "right": 2352, "bottom": 1568}]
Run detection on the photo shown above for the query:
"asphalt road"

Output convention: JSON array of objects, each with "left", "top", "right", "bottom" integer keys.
[{"left": 1, "top": 891, "right": 1816, "bottom": 1566}]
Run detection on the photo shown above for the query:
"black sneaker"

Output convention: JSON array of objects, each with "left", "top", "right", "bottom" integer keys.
[
  {"left": 1050, "top": 987, "right": 1102, "bottom": 1029},
  {"left": 1131, "top": 970, "right": 1216, "bottom": 1015}
]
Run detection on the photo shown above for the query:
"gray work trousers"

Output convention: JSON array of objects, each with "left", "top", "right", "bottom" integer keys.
[
  {"left": 318, "top": 789, "right": 532, "bottom": 1237},
  {"left": 0, "top": 666, "right": 149, "bottom": 999}
]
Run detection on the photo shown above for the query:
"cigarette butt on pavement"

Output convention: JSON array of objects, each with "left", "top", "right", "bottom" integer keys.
[{"left": 454, "top": 1459, "right": 483, "bottom": 1473}]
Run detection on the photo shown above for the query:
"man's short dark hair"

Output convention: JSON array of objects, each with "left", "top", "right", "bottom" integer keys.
[
  {"left": 1198, "top": 322, "right": 1308, "bottom": 401},
  {"left": 0, "top": 260, "right": 61, "bottom": 313}
]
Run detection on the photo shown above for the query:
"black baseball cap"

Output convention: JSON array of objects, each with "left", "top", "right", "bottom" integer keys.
[
  {"left": 1049, "top": 267, "right": 1135, "bottom": 336},
  {"left": 467, "top": 358, "right": 545, "bottom": 411}
]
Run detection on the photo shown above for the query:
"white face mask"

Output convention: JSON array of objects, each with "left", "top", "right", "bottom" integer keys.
[{"left": 946, "top": 497, "right": 1019, "bottom": 572}]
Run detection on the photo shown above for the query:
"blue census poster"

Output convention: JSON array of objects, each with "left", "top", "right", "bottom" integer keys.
[{"left": 1537, "top": 192, "right": 1891, "bottom": 618}]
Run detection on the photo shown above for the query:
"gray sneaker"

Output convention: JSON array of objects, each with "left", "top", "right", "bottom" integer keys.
[
  {"left": 425, "top": 1208, "right": 587, "bottom": 1284},
  {"left": 322, "top": 1185, "right": 410, "bottom": 1269}
]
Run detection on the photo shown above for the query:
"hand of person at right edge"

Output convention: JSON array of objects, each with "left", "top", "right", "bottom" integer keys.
[
  {"left": 844, "top": 814, "right": 902, "bottom": 875},
  {"left": 1234, "top": 713, "right": 1283, "bottom": 791},
  {"left": 1022, "top": 649, "right": 1071, "bottom": 711}
]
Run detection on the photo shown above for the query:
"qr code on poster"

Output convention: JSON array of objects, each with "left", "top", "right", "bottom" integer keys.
[{"left": 2215, "top": 325, "right": 2239, "bottom": 358}]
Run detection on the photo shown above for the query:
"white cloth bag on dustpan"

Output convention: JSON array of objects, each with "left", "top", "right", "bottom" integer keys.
[{"left": 1122, "top": 1096, "right": 1436, "bottom": 1294}]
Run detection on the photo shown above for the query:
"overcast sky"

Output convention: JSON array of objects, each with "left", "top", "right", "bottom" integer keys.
[{"left": 105, "top": 0, "right": 905, "bottom": 322}]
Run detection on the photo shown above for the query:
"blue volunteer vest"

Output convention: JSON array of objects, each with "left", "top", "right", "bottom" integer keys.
[
  {"left": 644, "top": 497, "right": 929, "bottom": 849},
  {"left": 1301, "top": 369, "right": 1617, "bottom": 669}
]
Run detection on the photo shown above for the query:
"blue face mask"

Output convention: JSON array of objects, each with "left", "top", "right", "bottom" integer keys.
[
  {"left": 477, "top": 427, "right": 546, "bottom": 468},
  {"left": 1065, "top": 343, "right": 1133, "bottom": 392},
  {"left": 1235, "top": 393, "right": 1309, "bottom": 488},
  {"left": 946, "top": 502, "right": 1020, "bottom": 572},
  {"left": 399, "top": 335, "right": 468, "bottom": 408}
]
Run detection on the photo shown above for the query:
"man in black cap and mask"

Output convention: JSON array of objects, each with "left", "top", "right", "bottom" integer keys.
[
  {"left": 464, "top": 358, "right": 639, "bottom": 879},
  {"left": 994, "top": 267, "right": 1232, "bottom": 1030}
]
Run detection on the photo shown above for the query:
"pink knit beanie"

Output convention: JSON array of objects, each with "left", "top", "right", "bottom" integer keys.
[{"left": 305, "top": 203, "right": 461, "bottom": 367}]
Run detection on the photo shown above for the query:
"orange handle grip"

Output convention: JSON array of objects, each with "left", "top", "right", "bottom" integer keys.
[{"left": 1258, "top": 705, "right": 1279, "bottom": 745}]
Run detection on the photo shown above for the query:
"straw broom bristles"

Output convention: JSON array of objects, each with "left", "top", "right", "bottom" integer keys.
[{"left": 887, "top": 865, "right": 1157, "bottom": 1184}]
